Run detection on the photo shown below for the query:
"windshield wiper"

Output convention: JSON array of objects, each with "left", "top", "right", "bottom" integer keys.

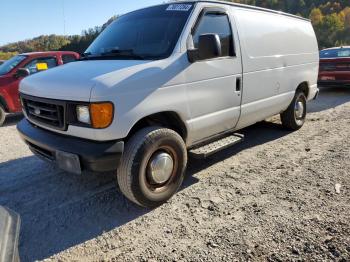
[
  {"left": 80, "top": 49, "right": 155, "bottom": 61},
  {"left": 100, "top": 49, "right": 146, "bottom": 60}
]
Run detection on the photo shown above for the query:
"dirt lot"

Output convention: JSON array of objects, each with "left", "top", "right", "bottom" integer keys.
[{"left": 0, "top": 87, "right": 349, "bottom": 262}]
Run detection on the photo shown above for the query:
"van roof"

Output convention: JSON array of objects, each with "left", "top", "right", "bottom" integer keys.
[{"left": 172, "top": 0, "right": 310, "bottom": 22}]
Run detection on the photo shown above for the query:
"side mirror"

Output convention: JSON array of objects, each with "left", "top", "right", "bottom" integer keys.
[
  {"left": 15, "top": 68, "right": 30, "bottom": 78},
  {"left": 187, "top": 34, "right": 222, "bottom": 63}
]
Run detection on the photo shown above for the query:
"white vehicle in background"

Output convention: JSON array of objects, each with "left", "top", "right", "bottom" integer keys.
[{"left": 17, "top": 1, "right": 319, "bottom": 207}]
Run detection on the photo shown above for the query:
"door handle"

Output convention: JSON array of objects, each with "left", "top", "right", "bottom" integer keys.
[{"left": 236, "top": 77, "right": 241, "bottom": 92}]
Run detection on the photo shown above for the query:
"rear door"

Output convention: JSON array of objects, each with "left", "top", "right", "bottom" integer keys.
[{"left": 185, "top": 4, "right": 243, "bottom": 143}]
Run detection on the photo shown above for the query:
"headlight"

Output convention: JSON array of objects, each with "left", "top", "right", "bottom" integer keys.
[
  {"left": 75, "top": 102, "right": 114, "bottom": 129},
  {"left": 76, "top": 105, "right": 91, "bottom": 124}
]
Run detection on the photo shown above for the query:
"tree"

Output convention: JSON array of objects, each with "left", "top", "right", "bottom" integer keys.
[
  {"left": 310, "top": 8, "right": 323, "bottom": 25},
  {"left": 342, "top": 7, "right": 350, "bottom": 29},
  {"left": 0, "top": 52, "right": 18, "bottom": 60}
]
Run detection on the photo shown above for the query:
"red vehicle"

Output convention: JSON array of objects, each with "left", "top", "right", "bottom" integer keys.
[
  {"left": 0, "top": 51, "right": 80, "bottom": 126},
  {"left": 318, "top": 46, "right": 350, "bottom": 88}
]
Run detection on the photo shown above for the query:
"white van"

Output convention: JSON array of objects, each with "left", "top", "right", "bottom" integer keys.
[{"left": 17, "top": 1, "right": 319, "bottom": 207}]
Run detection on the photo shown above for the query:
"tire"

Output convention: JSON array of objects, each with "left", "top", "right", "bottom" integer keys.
[
  {"left": 117, "top": 127, "right": 187, "bottom": 208},
  {"left": 0, "top": 105, "right": 6, "bottom": 127},
  {"left": 280, "top": 91, "right": 307, "bottom": 130}
]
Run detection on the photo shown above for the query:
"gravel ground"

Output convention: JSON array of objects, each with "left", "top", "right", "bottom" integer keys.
[{"left": 0, "top": 87, "right": 349, "bottom": 262}]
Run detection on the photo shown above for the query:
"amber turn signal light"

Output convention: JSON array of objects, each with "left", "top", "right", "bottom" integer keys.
[{"left": 90, "top": 102, "right": 114, "bottom": 129}]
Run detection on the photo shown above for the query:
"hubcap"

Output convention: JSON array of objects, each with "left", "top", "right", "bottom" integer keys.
[
  {"left": 147, "top": 152, "right": 174, "bottom": 184},
  {"left": 295, "top": 100, "right": 304, "bottom": 119}
]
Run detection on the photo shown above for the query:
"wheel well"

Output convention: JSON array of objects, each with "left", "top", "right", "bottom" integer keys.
[
  {"left": 127, "top": 112, "right": 187, "bottom": 142},
  {"left": 0, "top": 96, "right": 9, "bottom": 112},
  {"left": 296, "top": 82, "right": 309, "bottom": 98}
]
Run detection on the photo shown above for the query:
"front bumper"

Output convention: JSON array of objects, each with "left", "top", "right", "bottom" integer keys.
[{"left": 17, "top": 119, "right": 124, "bottom": 173}]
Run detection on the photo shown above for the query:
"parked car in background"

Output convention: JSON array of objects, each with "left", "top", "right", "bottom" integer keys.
[
  {"left": 318, "top": 46, "right": 350, "bottom": 87},
  {"left": 0, "top": 51, "right": 80, "bottom": 126},
  {"left": 0, "top": 60, "right": 5, "bottom": 65}
]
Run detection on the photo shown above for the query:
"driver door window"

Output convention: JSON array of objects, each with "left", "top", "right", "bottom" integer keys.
[
  {"left": 24, "top": 57, "right": 57, "bottom": 74},
  {"left": 193, "top": 12, "right": 234, "bottom": 57}
]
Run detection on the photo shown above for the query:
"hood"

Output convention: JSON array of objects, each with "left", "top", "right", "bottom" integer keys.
[
  {"left": 19, "top": 60, "right": 152, "bottom": 101},
  {"left": 89, "top": 54, "right": 185, "bottom": 100}
]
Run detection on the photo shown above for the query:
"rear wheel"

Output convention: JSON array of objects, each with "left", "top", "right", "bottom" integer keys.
[
  {"left": 0, "top": 105, "right": 6, "bottom": 127},
  {"left": 117, "top": 127, "right": 187, "bottom": 208},
  {"left": 280, "top": 91, "right": 307, "bottom": 130}
]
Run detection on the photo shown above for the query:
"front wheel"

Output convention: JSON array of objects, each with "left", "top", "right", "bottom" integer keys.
[
  {"left": 0, "top": 105, "right": 6, "bottom": 127},
  {"left": 117, "top": 127, "right": 187, "bottom": 208},
  {"left": 280, "top": 91, "right": 307, "bottom": 130}
]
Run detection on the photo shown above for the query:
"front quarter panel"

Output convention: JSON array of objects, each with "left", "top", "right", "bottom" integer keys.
[{"left": 89, "top": 54, "right": 191, "bottom": 141}]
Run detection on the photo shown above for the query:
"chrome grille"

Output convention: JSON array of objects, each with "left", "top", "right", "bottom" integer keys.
[{"left": 21, "top": 95, "right": 66, "bottom": 130}]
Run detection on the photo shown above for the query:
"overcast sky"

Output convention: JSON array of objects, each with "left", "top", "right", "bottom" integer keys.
[{"left": 0, "top": 0, "right": 163, "bottom": 46}]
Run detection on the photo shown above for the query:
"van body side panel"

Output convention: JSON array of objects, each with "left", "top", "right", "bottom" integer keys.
[
  {"left": 233, "top": 8, "right": 319, "bottom": 130},
  {"left": 235, "top": 63, "right": 317, "bottom": 129},
  {"left": 235, "top": 9, "right": 318, "bottom": 73}
]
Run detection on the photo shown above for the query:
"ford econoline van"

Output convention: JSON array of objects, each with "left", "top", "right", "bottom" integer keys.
[{"left": 17, "top": 1, "right": 319, "bottom": 207}]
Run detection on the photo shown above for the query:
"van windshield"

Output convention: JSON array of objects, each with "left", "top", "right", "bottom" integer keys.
[
  {"left": 84, "top": 3, "right": 194, "bottom": 60},
  {"left": 0, "top": 55, "right": 27, "bottom": 76}
]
